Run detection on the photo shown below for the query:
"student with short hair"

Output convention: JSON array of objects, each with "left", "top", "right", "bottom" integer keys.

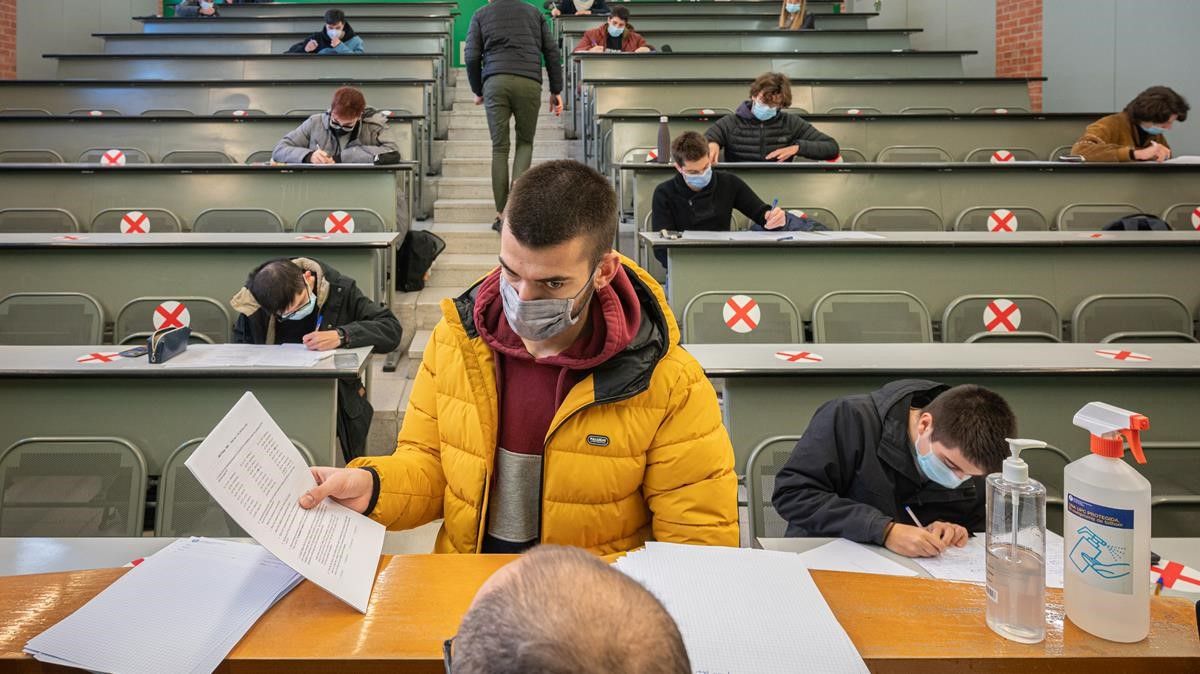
[
  {"left": 448, "top": 545, "right": 691, "bottom": 674},
  {"left": 283, "top": 8, "right": 365, "bottom": 54},
  {"left": 705, "top": 72, "right": 839, "bottom": 163},
  {"left": 271, "top": 86, "right": 397, "bottom": 164},
  {"left": 772, "top": 380, "right": 1017, "bottom": 558},
  {"left": 573, "top": 6, "right": 652, "bottom": 53},
  {"left": 174, "top": 0, "right": 221, "bottom": 17},
  {"left": 295, "top": 160, "right": 739, "bottom": 556},
  {"left": 1071, "top": 85, "right": 1190, "bottom": 163},
  {"left": 550, "top": 0, "right": 610, "bottom": 18}
]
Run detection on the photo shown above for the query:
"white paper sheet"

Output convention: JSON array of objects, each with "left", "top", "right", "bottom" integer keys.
[
  {"left": 1165, "top": 155, "right": 1200, "bottom": 164},
  {"left": 795, "top": 538, "right": 919, "bottom": 577},
  {"left": 913, "top": 531, "right": 1064, "bottom": 589},
  {"left": 615, "top": 543, "right": 868, "bottom": 674},
  {"left": 161, "top": 344, "right": 336, "bottom": 368},
  {"left": 185, "top": 392, "right": 385, "bottom": 612},
  {"left": 678, "top": 230, "right": 826, "bottom": 241},
  {"left": 25, "top": 538, "right": 301, "bottom": 674}
]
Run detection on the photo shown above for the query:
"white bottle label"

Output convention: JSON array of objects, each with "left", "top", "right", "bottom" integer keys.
[{"left": 1065, "top": 494, "right": 1135, "bottom": 595}]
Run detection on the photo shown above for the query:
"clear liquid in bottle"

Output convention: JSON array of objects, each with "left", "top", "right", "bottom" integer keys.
[{"left": 985, "top": 544, "right": 1046, "bottom": 644}]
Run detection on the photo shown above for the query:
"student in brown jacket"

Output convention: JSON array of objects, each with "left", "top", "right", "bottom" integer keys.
[
  {"left": 1071, "top": 86, "right": 1190, "bottom": 163},
  {"left": 574, "top": 6, "right": 652, "bottom": 53},
  {"left": 779, "top": 0, "right": 807, "bottom": 30}
]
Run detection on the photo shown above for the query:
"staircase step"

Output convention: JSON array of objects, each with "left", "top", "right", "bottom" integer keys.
[
  {"left": 406, "top": 329, "right": 432, "bottom": 378},
  {"left": 390, "top": 290, "right": 420, "bottom": 339},
  {"left": 428, "top": 252, "right": 496, "bottom": 287},
  {"left": 433, "top": 221, "right": 500, "bottom": 254},
  {"left": 434, "top": 176, "right": 491, "bottom": 199},
  {"left": 441, "top": 157, "right": 558, "bottom": 178},
  {"left": 449, "top": 112, "right": 567, "bottom": 130},
  {"left": 442, "top": 139, "right": 574, "bottom": 159},
  {"left": 415, "top": 286, "right": 460, "bottom": 329},
  {"left": 433, "top": 198, "right": 496, "bottom": 224}
]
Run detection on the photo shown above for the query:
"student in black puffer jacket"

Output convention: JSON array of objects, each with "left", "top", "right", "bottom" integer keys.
[{"left": 705, "top": 72, "right": 840, "bottom": 163}]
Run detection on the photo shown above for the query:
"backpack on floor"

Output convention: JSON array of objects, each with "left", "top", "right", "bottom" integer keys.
[{"left": 396, "top": 230, "right": 446, "bottom": 292}]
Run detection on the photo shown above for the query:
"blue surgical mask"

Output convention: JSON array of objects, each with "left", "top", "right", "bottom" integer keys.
[
  {"left": 751, "top": 99, "right": 778, "bottom": 122},
  {"left": 682, "top": 166, "right": 712, "bottom": 190},
  {"left": 281, "top": 288, "right": 317, "bottom": 321},
  {"left": 785, "top": 3, "right": 802, "bottom": 13},
  {"left": 499, "top": 268, "right": 598, "bottom": 342},
  {"left": 199, "top": 0, "right": 214, "bottom": 8},
  {"left": 607, "top": 24, "right": 624, "bottom": 38},
  {"left": 914, "top": 432, "right": 968, "bottom": 489},
  {"left": 1142, "top": 124, "right": 1167, "bottom": 136},
  {"left": 326, "top": 27, "right": 343, "bottom": 40}
]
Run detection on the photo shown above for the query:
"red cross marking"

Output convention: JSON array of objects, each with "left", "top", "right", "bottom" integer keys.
[
  {"left": 775, "top": 350, "right": 823, "bottom": 363},
  {"left": 78, "top": 352, "right": 118, "bottom": 363},
  {"left": 1095, "top": 349, "right": 1153, "bottom": 362},
  {"left": 988, "top": 209, "right": 1017, "bottom": 232},
  {"left": 984, "top": 300, "right": 1020, "bottom": 332},
  {"left": 991, "top": 150, "right": 1015, "bottom": 163},
  {"left": 121, "top": 211, "right": 148, "bottom": 234},
  {"left": 723, "top": 296, "right": 759, "bottom": 332},
  {"left": 154, "top": 302, "right": 188, "bottom": 330},
  {"left": 101, "top": 149, "right": 125, "bottom": 166},
  {"left": 297, "top": 234, "right": 329, "bottom": 241},
  {"left": 324, "top": 211, "right": 355, "bottom": 234},
  {"left": 1190, "top": 207, "right": 1200, "bottom": 230},
  {"left": 1153, "top": 561, "right": 1200, "bottom": 590}
]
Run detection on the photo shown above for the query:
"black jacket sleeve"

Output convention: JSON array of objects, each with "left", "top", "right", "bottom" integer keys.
[
  {"left": 465, "top": 14, "right": 484, "bottom": 96},
  {"left": 785, "top": 115, "right": 840, "bottom": 160},
  {"left": 704, "top": 114, "right": 732, "bottom": 149},
  {"left": 231, "top": 315, "right": 252, "bottom": 344},
  {"left": 540, "top": 13, "right": 563, "bottom": 95},
  {"left": 771, "top": 400, "right": 895, "bottom": 544},
  {"left": 651, "top": 181, "right": 676, "bottom": 230},
  {"left": 340, "top": 282, "right": 403, "bottom": 353},
  {"left": 728, "top": 174, "right": 770, "bottom": 225}
]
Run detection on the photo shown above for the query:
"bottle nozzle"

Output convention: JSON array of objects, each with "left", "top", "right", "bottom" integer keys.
[
  {"left": 1073, "top": 403, "right": 1151, "bottom": 462},
  {"left": 1002, "top": 438, "right": 1044, "bottom": 483}
]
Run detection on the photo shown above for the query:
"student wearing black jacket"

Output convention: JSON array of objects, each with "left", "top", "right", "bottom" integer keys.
[
  {"left": 285, "top": 9, "right": 366, "bottom": 54},
  {"left": 772, "top": 380, "right": 1017, "bottom": 558},
  {"left": 705, "top": 72, "right": 839, "bottom": 163},
  {"left": 230, "top": 258, "right": 402, "bottom": 461}
]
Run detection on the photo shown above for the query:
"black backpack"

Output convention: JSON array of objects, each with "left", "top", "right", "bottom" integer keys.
[
  {"left": 395, "top": 230, "right": 446, "bottom": 292},
  {"left": 1102, "top": 213, "right": 1172, "bottom": 231}
]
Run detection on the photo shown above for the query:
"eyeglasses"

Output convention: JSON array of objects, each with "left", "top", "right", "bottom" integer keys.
[
  {"left": 276, "top": 286, "right": 311, "bottom": 320},
  {"left": 442, "top": 636, "right": 455, "bottom": 674}
]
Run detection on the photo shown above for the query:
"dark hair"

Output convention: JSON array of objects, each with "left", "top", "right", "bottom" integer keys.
[
  {"left": 248, "top": 259, "right": 307, "bottom": 315},
  {"left": 504, "top": 160, "right": 617, "bottom": 266},
  {"left": 1125, "top": 86, "right": 1190, "bottom": 124},
  {"left": 609, "top": 5, "right": 630, "bottom": 22},
  {"left": 925, "top": 384, "right": 1016, "bottom": 473},
  {"left": 454, "top": 546, "right": 690, "bottom": 674},
  {"left": 324, "top": 8, "right": 345, "bottom": 25},
  {"left": 331, "top": 86, "right": 366, "bottom": 118},
  {"left": 671, "top": 131, "right": 708, "bottom": 166},
  {"left": 749, "top": 72, "right": 793, "bottom": 108}
]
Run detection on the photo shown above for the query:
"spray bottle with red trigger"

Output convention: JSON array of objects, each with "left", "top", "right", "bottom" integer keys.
[{"left": 1063, "top": 402, "right": 1152, "bottom": 643}]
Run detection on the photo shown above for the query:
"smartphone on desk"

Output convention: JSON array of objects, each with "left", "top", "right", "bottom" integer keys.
[{"left": 334, "top": 353, "right": 359, "bottom": 369}]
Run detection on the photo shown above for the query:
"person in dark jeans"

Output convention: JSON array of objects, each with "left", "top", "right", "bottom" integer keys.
[
  {"left": 705, "top": 72, "right": 840, "bottom": 163},
  {"left": 465, "top": 0, "right": 564, "bottom": 231}
]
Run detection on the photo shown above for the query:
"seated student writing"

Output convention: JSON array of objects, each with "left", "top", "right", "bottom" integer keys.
[
  {"left": 1071, "top": 85, "right": 1189, "bottom": 163},
  {"left": 550, "top": 0, "right": 609, "bottom": 17},
  {"left": 286, "top": 9, "right": 365, "bottom": 54},
  {"left": 272, "top": 86, "right": 397, "bottom": 164},
  {"left": 573, "top": 6, "right": 652, "bottom": 53},
  {"left": 772, "top": 380, "right": 1017, "bottom": 558},
  {"left": 705, "top": 72, "right": 839, "bottom": 164}
]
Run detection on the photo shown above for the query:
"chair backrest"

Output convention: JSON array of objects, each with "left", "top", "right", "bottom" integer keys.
[
  {"left": 295, "top": 208, "right": 387, "bottom": 234},
  {"left": 90, "top": 208, "right": 182, "bottom": 234},
  {"left": 1049, "top": 144, "right": 1075, "bottom": 161},
  {"left": 681, "top": 291, "right": 802, "bottom": 344},
  {"left": 835, "top": 148, "right": 867, "bottom": 163},
  {"left": 115, "top": 296, "right": 232, "bottom": 345},
  {"left": 0, "top": 149, "right": 65, "bottom": 163},
  {"left": 1161, "top": 203, "right": 1200, "bottom": 231},
  {"left": 1071, "top": 294, "right": 1196, "bottom": 343},
  {"left": 192, "top": 208, "right": 284, "bottom": 233},
  {"left": 679, "top": 107, "right": 734, "bottom": 118},
  {"left": 825, "top": 106, "right": 881, "bottom": 115},
  {"left": 0, "top": 436, "right": 147, "bottom": 537},
  {"left": 875, "top": 145, "right": 952, "bottom": 163},
  {"left": 0, "top": 108, "right": 51, "bottom": 116},
  {"left": 155, "top": 437, "right": 317, "bottom": 537},
  {"left": 0, "top": 292, "right": 105, "bottom": 345},
  {"left": 78, "top": 147, "right": 151, "bottom": 164},
  {"left": 1056, "top": 203, "right": 1141, "bottom": 231},
  {"left": 215, "top": 109, "right": 267, "bottom": 117},
  {"left": 141, "top": 109, "right": 195, "bottom": 117},
  {"left": 67, "top": 108, "right": 122, "bottom": 117},
  {"left": 972, "top": 106, "right": 1030, "bottom": 114},
  {"left": 953, "top": 206, "right": 1049, "bottom": 232},
  {"left": 284, "top": 108, "right": 325, "bottom": 116},
  {"left": 812, "top": 290, "right": 932, "bottom": 343},
  {"left": 1151, "top": 496, "right": 1200, "bottom": 538},
  {"left": 0, "top": 207, "right": 79, "bottom": 233},
  {"left": 784, "top": 207, "right": 840, "bottom": 230},
  {"left": 851, "top": 207, "right": 942, "bottom": 232},
  {"left": 964, "top": 147, "right": 1040, "bottom": 163},
  {"left": 942, "top": 294, "right": 1061, "bottom": 342},
  {"left": 744, "top": 436, "right": 803, "bottom": 540},
  {"left": 899, "top": 106, "right": 955, "bottom": 114},
  {"left": 245, "top": 149, "right": 275, "bottom": 164},
  {"left": 161, "top": 150, "right": 235, "bottom": 164}
]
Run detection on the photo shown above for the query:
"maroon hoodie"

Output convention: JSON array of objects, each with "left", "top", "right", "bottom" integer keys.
[{"left": 471, "top": 266, "right": 642, "bottom": 552}]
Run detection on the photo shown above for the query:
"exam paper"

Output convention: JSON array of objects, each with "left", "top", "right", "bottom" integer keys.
[
  {"left": 795, "top": 538, "right": 919, "bottom": 577},
  {"left": 678, "top": 230, "right": 826, "bottom": 241},
  {"left": 185, "top": 392, "right": 385, "bottom": 612},
  {"left": 913, "top": 531, "right": 1064, "bottom": 589},
  {"left": 161, "top": 343, "right": 336, "bottom": 368}
]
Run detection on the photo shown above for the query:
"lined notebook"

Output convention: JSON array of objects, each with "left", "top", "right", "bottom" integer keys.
[
  {"left": 614, "top": 543, "right": 869, "bottom": 674},
  {"left": 25, "top": 538, "right": 302, "bottom": 674}
]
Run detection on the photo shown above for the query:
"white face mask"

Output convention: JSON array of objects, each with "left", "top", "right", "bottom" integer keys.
[
  {"left": 199, "top": 1, "right": 214, "bottom": 9},
  {"left": 326, "top": 28, "right": 343, "bottom": 40}
]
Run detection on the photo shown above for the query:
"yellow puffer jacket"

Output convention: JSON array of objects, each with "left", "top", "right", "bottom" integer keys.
[{"left": 349, "top": 258, "right": 739, "bottom": 555}]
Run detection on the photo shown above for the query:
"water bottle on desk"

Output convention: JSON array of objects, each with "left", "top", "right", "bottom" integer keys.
[
  {"left": 985, "top": 438, "right": 1048, "bottom": 644},
  {"left": 656, "top": 115, "right": 671, "bottom": 164}
]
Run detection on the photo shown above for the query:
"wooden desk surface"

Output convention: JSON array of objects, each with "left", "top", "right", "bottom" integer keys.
[{"left": 1, "top": 554, "right": 1196, "bottom": 674}]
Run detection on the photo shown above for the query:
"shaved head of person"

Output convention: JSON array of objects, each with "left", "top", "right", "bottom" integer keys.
[{"left": 448, "top": 545, "right": 690, "bottom": 674}]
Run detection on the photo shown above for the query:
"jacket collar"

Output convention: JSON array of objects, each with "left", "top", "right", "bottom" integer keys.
[
  {"left": 229, "top": 257, "right": 334, "bottom": 345},
  {"left": 869, "top": 379, "right": 950, "bottom": 486}
]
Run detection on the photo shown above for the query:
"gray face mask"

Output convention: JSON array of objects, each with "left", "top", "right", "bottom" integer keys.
[{"left": 499, "top": 267, "right": 599, "bottom": 342}]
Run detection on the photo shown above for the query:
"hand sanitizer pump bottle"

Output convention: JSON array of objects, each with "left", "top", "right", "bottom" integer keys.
[
  {"left": 985, "top": 438, "right": 1048, "bottom": 643},
  {"left": 1064, "top": 402, "right": 1152, "bottom": 642}
]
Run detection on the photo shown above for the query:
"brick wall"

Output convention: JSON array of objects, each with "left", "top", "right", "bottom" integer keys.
[
  {"left": 995, "top": 0, "right": 1043, "bottom": 111},
  {"left": 0, "top": 0, "right": 15, "bottom": 80}
]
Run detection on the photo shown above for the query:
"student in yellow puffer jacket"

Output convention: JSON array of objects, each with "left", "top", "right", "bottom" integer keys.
[{"left": 298, "top": 160, "right": 739, "bottom": 557}]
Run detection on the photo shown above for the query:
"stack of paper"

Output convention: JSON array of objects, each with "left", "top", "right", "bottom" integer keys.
[
  {"left": 913, "top": 531, "right": 1066, "bottom": 588},
  {"left": 25, "top": 538, "right": 302, "bottom": 674},
  {"left": 794, "top": 538, "right": 919, "bottom": 577},
  {"left": 614, "top": 543, "right": 869, "bottom": 674},
  {"left": 161, "top": 344, "right": 337, "bottom": 368}
]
